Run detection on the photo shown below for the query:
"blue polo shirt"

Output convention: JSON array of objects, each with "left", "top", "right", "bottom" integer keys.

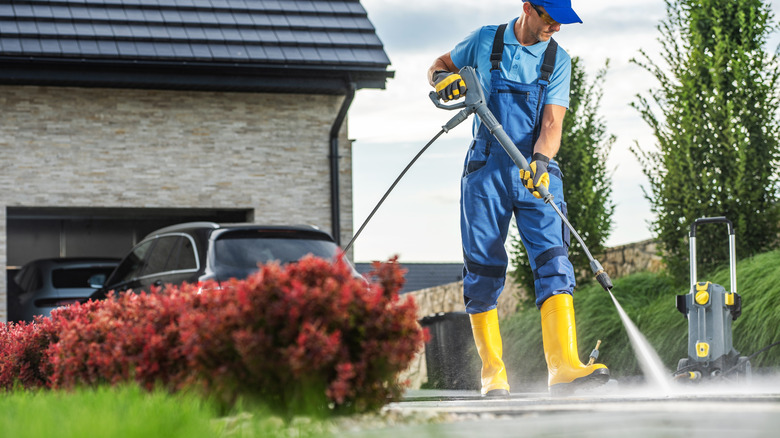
[{"left": 449, "top": 17, "right": 572, "bottom": 110}]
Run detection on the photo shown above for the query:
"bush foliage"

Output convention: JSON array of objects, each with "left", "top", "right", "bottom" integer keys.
[
  {"left": 0, "top": 256, "right": 426, "bottom": 416},
  {"left": 179, "top": 256, "right": 425, "bottom": 414}
]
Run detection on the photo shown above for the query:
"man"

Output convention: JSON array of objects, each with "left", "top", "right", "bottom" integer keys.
[{"left": 427, "top": 0, "right": 609, "bottom": 397}]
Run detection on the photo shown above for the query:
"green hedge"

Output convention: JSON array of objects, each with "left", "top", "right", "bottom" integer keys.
[{"left": 502, "top": 249, "right": 780, "bottom": 389}]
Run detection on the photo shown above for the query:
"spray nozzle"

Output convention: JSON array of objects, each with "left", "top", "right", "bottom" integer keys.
[
  {"left": 589, "top": 260, "right": 613, "bottom": 292},
  {"left": 587, "top": 340, "right": 602, "bottom": 366},
  {"left": 596, "top": 271, "right": 613, "bottom": 292}
]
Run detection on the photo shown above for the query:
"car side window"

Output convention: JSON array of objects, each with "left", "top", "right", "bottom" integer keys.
[
  {"left": 109, "top": 240, "right": 155, "bottom": 285},
  {"left": 140, "top": 236, "right": 180, "bottom": 277},
  {"left": 168, "top": 237, "right": 198, "bottom": 271}
]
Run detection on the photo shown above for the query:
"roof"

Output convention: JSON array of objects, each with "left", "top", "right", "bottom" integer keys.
[
  {"left": 356, "top": 263, "right": 463, "bottom": 295},
  {"left": 0, "top": 0, "right": 392, "bottom": 93}
]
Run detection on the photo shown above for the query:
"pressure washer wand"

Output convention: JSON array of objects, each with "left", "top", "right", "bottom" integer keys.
[{"left": 430, "top": 66, "right": 613, "bottom": 292}]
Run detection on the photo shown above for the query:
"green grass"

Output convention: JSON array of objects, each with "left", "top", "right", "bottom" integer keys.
[
  {"left": 502, "top": 248, "right": 780, "bottom": 388},
  {"left": 0, "top": 385, "right": 334, "bottom": 438},
  {"left": 0, "top": 386, "right": 217, "bottom": 438}
]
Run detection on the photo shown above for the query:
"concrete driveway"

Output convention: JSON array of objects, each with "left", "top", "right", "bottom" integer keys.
[{"left": 348, "top": 377, "right": 780, "bottom": 438}]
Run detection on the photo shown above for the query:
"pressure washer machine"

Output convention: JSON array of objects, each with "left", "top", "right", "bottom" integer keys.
[{"left": 675, "top": 217, "right": 751, "bottom": 383}]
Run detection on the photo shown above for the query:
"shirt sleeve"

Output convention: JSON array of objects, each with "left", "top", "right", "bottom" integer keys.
[
  {"left": 449, "top": 26, "right": 486, "bottom": 70},
  {"left": 545, "top": 47, "right": 571, "bottom": 109}
]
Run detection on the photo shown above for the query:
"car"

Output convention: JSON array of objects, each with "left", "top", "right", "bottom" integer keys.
[
  {"left": 90, "top": 222, "right": 355, "bottom": 300},
  {"left": 10, "top": 258, "right": 120, "bottom": 322}
]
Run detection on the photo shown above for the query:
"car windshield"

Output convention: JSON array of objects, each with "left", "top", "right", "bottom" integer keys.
[{"left": 213, "top": 230, "right": 340, "bottom": 279}]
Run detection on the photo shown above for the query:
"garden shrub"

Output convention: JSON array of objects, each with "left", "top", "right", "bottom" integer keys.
[
  {"left": 178, "top": 255, "right": 426, "bottom": 415},
  {"left": 47, "top": 289, "right": 195, "bottom": 391},
  {"left": 0, "top": 317, "right": 58, "bottom": 390}
]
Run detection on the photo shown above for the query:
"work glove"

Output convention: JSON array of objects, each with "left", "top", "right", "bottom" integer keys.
[
  {"left": 433, "top": 70, "right": 467, "bottom": 102},
  {"left": 520, "top": 153, "right": 550, "bottom": 199}
]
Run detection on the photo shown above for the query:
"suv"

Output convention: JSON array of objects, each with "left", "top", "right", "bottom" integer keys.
[
  {"left": 91, "top": 222, "right": 352, "bottom": 299},
  {"left": 10, "top": 258, "right": 120, "bottom": 322}
]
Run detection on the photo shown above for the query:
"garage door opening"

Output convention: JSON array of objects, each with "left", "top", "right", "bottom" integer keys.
[
  {"left": 5, "top": 207, "right": 253, "bottom": 309},
  {"left": 6, "top": 207, "right": 253, "bottom": 268}
]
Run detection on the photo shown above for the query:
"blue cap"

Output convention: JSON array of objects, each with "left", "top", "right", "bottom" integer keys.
[{"left": 532, "top": 0, "right": 582, "bottom": 24}]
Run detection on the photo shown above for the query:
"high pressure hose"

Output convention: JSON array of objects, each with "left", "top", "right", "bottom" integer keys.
[{"left": 343, "top": 129, "right": 446, "bottom": 254}]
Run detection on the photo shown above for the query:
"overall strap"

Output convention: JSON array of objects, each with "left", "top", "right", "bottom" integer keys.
[
  {"left": 538, "top": 38, "right": 558, "bottom": 86},
  {"left": 490, "top": 23, "right": 508, "bottom": 71},
  {"left": 534, "top": 39, "right": 558, "bottom": 143}
]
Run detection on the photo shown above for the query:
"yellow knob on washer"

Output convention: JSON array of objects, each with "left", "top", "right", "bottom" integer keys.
[
  {"left": 695, "top": 282, "right": 710, "bottom": 305},
  {"left": 696, "top": 342, "right": 710, "bottom": 358}
]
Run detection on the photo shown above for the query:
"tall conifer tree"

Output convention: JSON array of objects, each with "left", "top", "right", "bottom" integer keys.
[{"left": 632, "top": 0, "right": 780, "bottom": 281}]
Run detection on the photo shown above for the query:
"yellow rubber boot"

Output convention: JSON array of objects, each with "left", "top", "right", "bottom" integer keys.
[
  {"left": 469, "top": 309, "right": 510, "bottom": 397},
  {"left": 541, "top": 294, "right": 609, "bottom": 396}
]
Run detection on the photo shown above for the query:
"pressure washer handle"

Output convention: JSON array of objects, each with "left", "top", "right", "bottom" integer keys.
[
  {"left": 456, "top": 67, "right": 553, "bottom": 201},
  {"left": 688, "top": 216, "right": 737, "bottom": 294},
  {"left": 428, "top": 91, "right": 467, "bottom": 111}
]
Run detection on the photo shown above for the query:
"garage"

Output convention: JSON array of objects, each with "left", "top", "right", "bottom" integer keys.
[
  {"left": 6, "top": 207, "right": 253, "bottom": 267},
  {"left": 5, "top": 207, "right": 252, "bottom": 313}
]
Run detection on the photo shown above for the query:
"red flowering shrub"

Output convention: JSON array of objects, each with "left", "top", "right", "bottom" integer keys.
[
  {"left": 0, "top": 317, "right": 58, "bottom": 390},
  {"left": 179, "top": 255, "right": 427, "bottom": 414},
  {"left": 47, "top": 288, "right": 195, "bottom": 391}
]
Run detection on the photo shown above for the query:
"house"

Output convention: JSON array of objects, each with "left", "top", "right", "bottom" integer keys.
[{"left": 0, "top": 0, "right": 392, "bottom": 321}]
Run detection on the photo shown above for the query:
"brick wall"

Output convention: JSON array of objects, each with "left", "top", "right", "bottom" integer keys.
[{"left": 0, "top": 85, "right": 354, "bottom": 321}]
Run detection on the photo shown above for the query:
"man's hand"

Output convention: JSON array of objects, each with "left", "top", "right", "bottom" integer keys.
[
  {"left": 433, "top": 70, "right": 467, "bottom": 101},
  {"left": 520, "top": 153, "right": 550, "bottom": 199}
]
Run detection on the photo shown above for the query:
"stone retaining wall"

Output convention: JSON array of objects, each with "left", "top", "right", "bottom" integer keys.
[{"left": 599, "top": 239, "right": 664, "bottom": 279}]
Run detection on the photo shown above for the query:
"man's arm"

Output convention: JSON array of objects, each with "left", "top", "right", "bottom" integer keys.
[
  {"left": 428, "top": 52, "right": 459, "bottom": 86},
  {"left": 534, "top": 104, "right": 566, "bottom": 159}
]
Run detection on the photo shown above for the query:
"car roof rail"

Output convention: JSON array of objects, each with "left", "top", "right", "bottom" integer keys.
[{"left": 147, "top": 221, "right": 220, "bottom": 237}]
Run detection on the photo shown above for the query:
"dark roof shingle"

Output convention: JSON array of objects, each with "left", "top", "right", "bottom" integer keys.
[
  {"left": 0, "top": 0, "right": 392, "bottom": 92},
  {"left": 0, "top": 0, "right": 388, "bottom": 65}
]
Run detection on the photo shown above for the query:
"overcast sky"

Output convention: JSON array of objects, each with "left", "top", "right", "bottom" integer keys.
[{"left": 348, "top": 0, "right": 780, "bottom": 263}]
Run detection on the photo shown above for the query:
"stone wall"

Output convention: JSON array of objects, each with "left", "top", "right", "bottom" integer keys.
[
  {"left": 0, "top": 85, "right": 353, "bottom": 321},
  {"left": 399, "top": 238, "right": 663, "bottom": 389},
  {"left": 599, "top": 238, "right": 664, "bottom": 278}
]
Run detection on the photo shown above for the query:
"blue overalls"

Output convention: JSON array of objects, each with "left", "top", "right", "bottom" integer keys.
[{"left": 461, "top": 24, "right": 575, "bottom": 313}]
